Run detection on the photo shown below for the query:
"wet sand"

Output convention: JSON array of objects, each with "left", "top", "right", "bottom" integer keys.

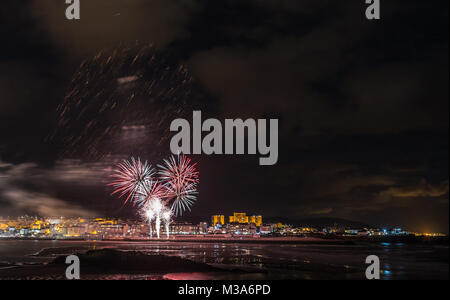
[{"left": 0, "top": 239, "right": 447, "bottom": 280}]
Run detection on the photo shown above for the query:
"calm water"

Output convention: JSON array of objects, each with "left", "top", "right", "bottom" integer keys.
[{"left": 0, "top": 240, "right": 448, "bottom": 280}]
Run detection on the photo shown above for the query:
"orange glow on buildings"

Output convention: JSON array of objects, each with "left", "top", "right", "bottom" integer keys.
[
  {"left": 228, "top": 213, "right": 262, "bottom": 226},
  {"left": 211, "top": 215, "right": 225, "bottom": 226}
]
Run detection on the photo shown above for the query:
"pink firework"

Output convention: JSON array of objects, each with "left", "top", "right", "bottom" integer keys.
[
  {"left": 138, "top": 180, "right": 169, "bottom": 207},
  {"left": 158, "top": 154, "right": 199, "bottom": 186},
  {"left": 158, "top": 154, "right": 199, "bottom": 216},
  {"left": 109, "top": 157, "right": 155, "bottom": 205}
]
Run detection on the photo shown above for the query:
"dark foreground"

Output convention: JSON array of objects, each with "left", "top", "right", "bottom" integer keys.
[{"left": 0, "top": 239, "right": 448, "bottom": 280}]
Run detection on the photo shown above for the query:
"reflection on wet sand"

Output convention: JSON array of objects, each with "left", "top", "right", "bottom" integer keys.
[{"left": 0, "top": 240, "right": 448, "bottom": 280}]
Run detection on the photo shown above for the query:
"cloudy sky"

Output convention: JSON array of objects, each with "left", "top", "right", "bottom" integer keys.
[{"left": 0, "top": 0, "right": 448, "bottom": 233}]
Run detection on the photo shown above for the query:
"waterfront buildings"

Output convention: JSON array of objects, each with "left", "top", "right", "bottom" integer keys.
[
  {"left": 228, "top": 212, "right": 262, "bottom": 227},
  {"left": 211, "top": 215, "right": 225, "bottom": 226},
  {"left": 0, "top": 215, "right": 444, "bottom": 240}
]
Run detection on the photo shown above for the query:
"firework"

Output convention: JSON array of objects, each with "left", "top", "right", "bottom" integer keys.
[
  {"left": 137, "top": 179, "right": 168, "bottom": 207},
  {"left": 145, "top": 197, "right": 172, "bottom": 239},
  {"left": 165, "top": 182, "right": 198, "bottom": 216},
  {"left": 109, "top": 157, "right": 155, "bottom": 205},
  {"left": 141, "top": 203, "right": 155, "bottom": 237},
  {"left": 162, "top": 209, "right": 172, "bottom": 239},
  {"left": 109, "top": 154, "right": 199, "bottom": 238},
  {"left": 158, "top": 154, "right": 199, "bottom": 216},
  {"left": 159, "top": 154, "right": 199, "bottom": 185}
]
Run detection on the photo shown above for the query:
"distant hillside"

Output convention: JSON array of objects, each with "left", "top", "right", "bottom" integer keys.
[{"left": 259, "top": 217, "right": 372, "bottom": 229}]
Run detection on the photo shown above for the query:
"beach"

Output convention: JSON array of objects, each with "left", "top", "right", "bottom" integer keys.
[{"left": 0, "top": 239, "right": 448, "bottom": 280}]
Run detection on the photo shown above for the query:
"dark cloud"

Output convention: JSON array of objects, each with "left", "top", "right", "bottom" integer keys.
[
  {"left": 379, "top": 179, "right": 449, "bottom": 198},
  {"left": 187, "top": 4, "right": 448, "bottom": 134},
  {"left": 30, "top": 0, "right": 199, "bottom": 58},
  {"left": 0, "top": 160, "right": 100, "bottom": 217}
]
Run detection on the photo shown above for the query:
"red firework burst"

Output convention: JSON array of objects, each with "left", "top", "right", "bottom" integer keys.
[
  {"left": 158, "top": 154, "right": 199, "bottom": 216},
  {"left": 138, "top": 180, "right": 170, "bottom": 207},
  {"left": 109, "top": 157, "right": 155, "bottom": 205}
]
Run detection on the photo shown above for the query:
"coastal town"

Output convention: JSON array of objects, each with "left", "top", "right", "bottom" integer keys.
[{"left": 0, "top": 212, "right": 444, "bottom": 240}]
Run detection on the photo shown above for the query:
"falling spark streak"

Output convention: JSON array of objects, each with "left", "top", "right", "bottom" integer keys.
[{"left": 51, "top": 44, "right": 207, "bottom": 161}]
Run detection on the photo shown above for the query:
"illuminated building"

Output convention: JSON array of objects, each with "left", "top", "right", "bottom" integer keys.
[
  {"left": 0, "top": 223, "right": 8, "bottom": 231},
  {"left": 199, "top": 222, "right": 208, "bottom": 234},
  {"left": 228, "top": 223, "right": 257, "bottom": 235},
  {"left": 229, "top": 213, "right": 249, "bottom": 224},
  {"left": 229, "top": 213, "right": 262, "bottom": 226},
  {"left": 249, "top": 215, "right": 263, "bottom": 227},
  {"left": 170, "top": 223, "right": 200, "bottom": 235},
  {"left": 211, "top": 215, "right": 225, "bottom": 226},
  {"left": 2, "top": 216, "right": 438, "bottom": 239},
  {"left": 260, "top": 225, "right": 271, "bottom": 235}
]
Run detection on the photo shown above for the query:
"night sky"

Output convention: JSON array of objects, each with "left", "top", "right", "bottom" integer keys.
[{"left": 0, "top": 0, "right": 448, "bottom": 233}]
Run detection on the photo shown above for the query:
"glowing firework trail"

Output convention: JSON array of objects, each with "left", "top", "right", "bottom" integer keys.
[
  {"left": 141, "top": 204, "right": 155, "bottom": 237},
  {"left": 152, "top": 198, "right": 162, "bottom": 239},
  {"left": 162, "top": 209, "right": 172, "bottom": 239},
  {"left": 148, "top": 197, "right": 169, "bottom": 239},
  {"left": 109, "top": 157, "right": 155, "bottom": 205},
  {"left": 141, "top": 199, "right": 171, "bottom": 238},
  {"left": 158, "top": 154, "right": 199, "bottom": 216}
]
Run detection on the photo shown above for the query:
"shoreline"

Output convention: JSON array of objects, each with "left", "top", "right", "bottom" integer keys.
[{"left": 0, "top": 235, "right": 447, "bottom": 245}]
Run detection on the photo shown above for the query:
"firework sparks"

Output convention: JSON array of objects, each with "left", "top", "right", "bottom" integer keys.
[
  {"left": 162, "top": 208, "right": 172, "bottom": 239},
  {"left": 137, "top": 179, "right": 168, "bottom": 207},
  {"left": 108, "top": 157, "right": 155, "bottom": 205},
  {"left": 158, "top": 154, "right": 199, "bottom": 216},
  {"left": 109, "top": 154, "right": 199, "bottom": 238},
  {"left": 159, "top": 154, "right": 199, "bottom": 185},
  {"left": 144, "top": 197, "right": 172, "bottom": 239},
  {"left": 141, "top": 203, "right": 155, "bottom": 237},
  {"left": 165, "top": 182, "right": 198, "bottom": 217}
]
